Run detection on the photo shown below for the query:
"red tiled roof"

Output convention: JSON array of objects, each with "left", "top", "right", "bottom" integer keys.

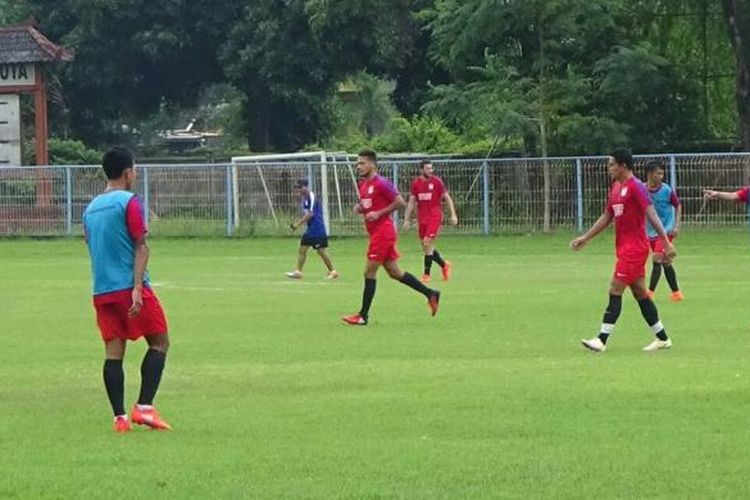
[{"left": 0, "top": 25, "right": 73, "bottom": 64}]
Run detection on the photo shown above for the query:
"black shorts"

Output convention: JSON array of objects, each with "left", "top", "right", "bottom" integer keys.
[{"left": 301, "top": 235, "right": 328, "bottom": 249}]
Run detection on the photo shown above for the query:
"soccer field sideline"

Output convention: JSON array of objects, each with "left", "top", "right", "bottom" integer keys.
[{"left": 2, "top": 232, "right": 750, "bottom": 498}]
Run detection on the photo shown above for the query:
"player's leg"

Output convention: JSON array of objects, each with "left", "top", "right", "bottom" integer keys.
[
  {"left": 317, "top": 249, "right": 338, "bottom": 277},
  {"left": 343, "top": 260, "right": 380, "bottom": 325},
  {"left": 286, "top": 245, "right": 309, "bottom": 279},
  {"left": 103, "top": 337, "right": 128, "bottom": 425},
  {"left": 131, "top": 295, "right": 172, "bottom": 429},
  {"left": 383, "top": 259, "right": 441, "bottom": 316},
  {"left": 137, "top": 333, "right": 169, "bottom": 408},
  {"left": 421, "top": 237, "right": 434, "bottom": 282},
  {"left": 631, "top": 278, "right": 672, "bottom": 351},
  {"left": 663, "top": 263, "right": 682, "bottom": 300},
  {"left": 648, "top": 252, "right": 663, "bottom": 296},
  {"left": 582, "top": 278, "right": 626, "bottom": 352}
]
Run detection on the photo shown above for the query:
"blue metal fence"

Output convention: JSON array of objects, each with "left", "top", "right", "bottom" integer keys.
[{"left": 0, "top": 153, "right": 749, "bottom": 237}]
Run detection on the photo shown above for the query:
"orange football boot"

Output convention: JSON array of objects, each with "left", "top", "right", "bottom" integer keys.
[
  {"left": 442, "top": 261, "right": 452, "bottom": 281},
  {"left": 428, "top": 291, "right": 441, "bottom": 316},
  {"left": 131, "top": 405, "right": 171, "bottom": 430},
  {"left": 113, "top": 415, "right": 131, "bottom": 433}
]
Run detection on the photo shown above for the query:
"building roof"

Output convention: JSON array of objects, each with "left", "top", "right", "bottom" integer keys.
[{"left": 0, "top": 24, "right": 73, "bottom": 64}]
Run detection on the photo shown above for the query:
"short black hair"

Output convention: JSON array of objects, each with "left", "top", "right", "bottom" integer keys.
[
  {"left": 102, "top": 147, "right": 134, "bottom": 180},
  {"left": 610, "top": 148, "right": 634, "bottom": 170},
  {"left": 358, "top": 147, "right": 377, "bottom": 163},
  {"left": 645, "top": 160, "right": 665, "bottom": 174},
  {"left": 295, "top": 178, "right": 309, "bottom": 188},
  {"left": 419, "top": 159, "right": 432, "bottom": 169}
]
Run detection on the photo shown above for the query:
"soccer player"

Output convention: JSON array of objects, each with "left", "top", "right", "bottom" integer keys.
[
  {"left": 644, "top": 160, "right": 683, "bottom": 301},
  {"left": 285, "top": 178, "right": 339, "bottom": 280},
  {"left": 571, "top": 148, "right": 677, "bottom": 353},
  {"left": 342, "top": 148, "right": 441, "bottom": 325},
  {"left": 403, "top": 160, "right": 459, "bottom": 283},
  {"left": 82, "top": 147, "right": 171, "bottom": 432}
]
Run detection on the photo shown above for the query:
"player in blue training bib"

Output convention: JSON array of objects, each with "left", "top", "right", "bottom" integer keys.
[
  {"left": 285, "top": 178, "right": 339, "bottom": 280},
  {"left": 644, "top": 161, "right": 683, "bottom": 301}
]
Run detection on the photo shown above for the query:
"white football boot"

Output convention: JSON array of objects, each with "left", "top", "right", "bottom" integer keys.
[
  {"left": 643, "top": 338, "right": 672, "bottom": 352},
  {"left": 581, "top": 337, "right": 606, "bottom": 353}
]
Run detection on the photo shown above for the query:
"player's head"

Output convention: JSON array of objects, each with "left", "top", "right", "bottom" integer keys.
[
  {"left": 607, "top": 148, "right": 634, "bottom": 180},
  {"left": 102, "top": 147, "right": 136, "bottom": 189},
  {"left": 357, "top": 148, "right": 377, "bottom": 178},
  {"left": 419, "top": 159, "right": 434, "bottom": 178},
  {"left": 645, "top": 160, "right": 666, "bottom": 185},
  {"left": 294, "top": 178, "right": 309, "bottom": 196}
]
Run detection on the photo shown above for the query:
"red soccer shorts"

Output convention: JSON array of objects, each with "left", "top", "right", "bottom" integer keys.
[
  {"left": 649, "top": 234, "right": 675, "bottom": 255},
  {"left": 418, "top": 218, "right": 442, "bottom": 241},
  {"left": 367, "top": 235, "right": 401, "bottom": 263},
  {"left": 612, "top": 253, "right": 648, "bottom": 285},
  {"left": 94, "top": 291, "right": 168, "bottom": 342}
]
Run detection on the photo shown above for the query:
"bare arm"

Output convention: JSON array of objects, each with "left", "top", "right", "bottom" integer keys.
[
  {"left": 403, "top": 195, "right": 416, "bottom": 229},
  {"left": 443, "top": 192, "right": 458, "bottom": 225},
  {"left": 703, "top": 189, "right": 740, "bottom": 202},
  {"left": 129, "top": 238, "right": 149, "bottom": 318},
  {"left": 570, "top": 210, "right": 613, "bottom": 250},
  {"left": 673, "top": 203, "right": 682, "bottom": 235},
  {"left": 291, "top": 211, "right": 313, "bottom": 230},
  {"left": 365, "top": 195, "right": 407, "bottom": 221}
]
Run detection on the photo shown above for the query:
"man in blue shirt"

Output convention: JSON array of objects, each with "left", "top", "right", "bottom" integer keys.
[
  {"left": 286, "top": 179, "right": 338, "bottom": 279},
  {"left": 645, "top": 161, "right": 683, "bottom": 301}
]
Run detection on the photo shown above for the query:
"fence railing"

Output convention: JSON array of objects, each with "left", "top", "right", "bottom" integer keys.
[{"left": 1, "top": 153, "right": 749, "bottom": 237}]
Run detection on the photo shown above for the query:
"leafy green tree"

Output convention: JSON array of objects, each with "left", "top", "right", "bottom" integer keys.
[{"left": 722, "top": 0, "right": 750, "bottom": 149}]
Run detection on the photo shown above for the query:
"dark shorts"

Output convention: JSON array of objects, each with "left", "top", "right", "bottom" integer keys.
[{"left": 301, "top": 235, "right": 329, "bottom": 249}]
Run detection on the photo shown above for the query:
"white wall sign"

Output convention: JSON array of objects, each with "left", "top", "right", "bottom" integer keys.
[
  {"left": 0, "top": 63, "right": 35, "bottom": 87},
  {"left": 0, "top": 94, "right": 22, "bottom": 165}
]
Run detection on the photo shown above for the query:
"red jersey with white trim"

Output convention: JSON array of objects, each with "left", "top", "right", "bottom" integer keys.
[
  {"left": 411, "top": 175, "right": 446, "bottom": 222},
  {"left": 606, "top": 176, "right": 652, "bottom": 258},
  {"left": 358, "top": 175, "right": 399, "bottom": 238}
]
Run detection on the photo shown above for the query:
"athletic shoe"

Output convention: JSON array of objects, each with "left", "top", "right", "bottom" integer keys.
[
  {"left": 669, "top": 291, "right": 684, "bottom": 302},
  {"left": 428, "top": 291, "right": 441, "bottom": 316},
  {"left": 326, "top": 270, "right": 339, "bottom": 280},
  {"left": 131, "top": 405, "right": 172, "bottom": 430},
  {"left": 420, "top": 274, "right": 431, "bottom": 283},
  {"left": 647, "top": 290, "right": 655, "bottom": 299},
  {"left": 581, "top": 337, "right": 606, "bottom": 352},
  {"left": 442, "top": 261, "right": 452, "bottom": 281},
  {"left": 342, "top": 314, "right": 367, "bottom": 325},
  {"left": 113, "top": 415, "right": 131, "bottom": 433},
  {"left": 285, "top": 270, "right": 303, "bottom": 279},
  {"left": 643, "top": 338, "right": 672, "bottom": 352}
]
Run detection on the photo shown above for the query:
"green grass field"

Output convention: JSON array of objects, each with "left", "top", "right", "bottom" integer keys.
[{"left": 2, "top": 231, "right": 750, "bottom": 499}]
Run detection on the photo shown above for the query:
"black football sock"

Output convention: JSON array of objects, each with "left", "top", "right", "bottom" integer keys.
[
  {"left": 432, "top": 250, "right": 446, "bottom": 268},
  {"left": 137, "top": 349, "right": 167, "bottom": 406},
  {"left": 103, "top": 359, "right": 125, "bottom": 417},
  {"left": 424, "top": 255, "right": 434, "bottom": 275},
  {"left": 359, "top": 278, "right": 376, "bottom": 319},
  {"left": 598, "top": 294, "right": 622, "bottom": 344},
  {"left": 649, "top": 263, "right": 662, "bottom": 292},
  {"left": 663, "top": 264, "right": 680, "bottom": 292},
  {"left": 637, "top": 297, "right": 669, "bottom": 341},
  {"left": 400, "top": 272, "right": 434, "bottom": 298}
]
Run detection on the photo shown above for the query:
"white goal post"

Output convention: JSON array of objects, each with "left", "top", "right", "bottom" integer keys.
[{"left": 231, "top": 151, "right": 333, "bottom": 234}]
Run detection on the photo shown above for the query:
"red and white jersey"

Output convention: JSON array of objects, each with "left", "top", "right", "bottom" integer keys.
[
  {"left": 410, "top": 175, "right": 446, "bottom": 222},
  {"left": 358, "top": 174, "right": 399, "bottom": 238},
  {"left": 606, "top": 176, "right": 652, "bottom": 258}
]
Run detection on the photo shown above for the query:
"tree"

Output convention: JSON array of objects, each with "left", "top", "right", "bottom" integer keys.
[
  {"left": 722, "top": 0, "right": 750, "bottom": 149},
  {"left": 25, "top": 0, "right": 240, "bottom": 144},
  {"left": 221, "top": 0, "right": 416, "bottom": 152}
]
